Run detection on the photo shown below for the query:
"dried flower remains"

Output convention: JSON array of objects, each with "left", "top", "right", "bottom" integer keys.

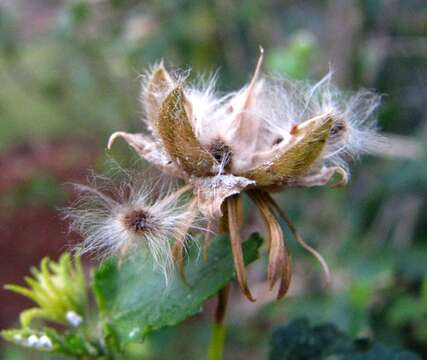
[{"left": 85, "top": 49, "right": 383, "bottom": 300}]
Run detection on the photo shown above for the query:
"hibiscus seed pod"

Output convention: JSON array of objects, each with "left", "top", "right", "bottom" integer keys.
[{"left": 242, "top": 116, "right": 333, "bottom": 187}]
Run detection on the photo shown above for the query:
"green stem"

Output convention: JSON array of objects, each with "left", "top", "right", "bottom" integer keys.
[
  {"left": 207, "top": 322, "right": 226, "bottom": 360},
  {"left": 207, "top": 284, "right": 230, "bottom": 360}
]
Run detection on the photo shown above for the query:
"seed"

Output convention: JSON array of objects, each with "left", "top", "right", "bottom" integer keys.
[
  {"left": 209, "top": 140, "right": 232, "bottom": 169},
  {"left": 123, "top": 209, "right": 151, "bottom": 234}
]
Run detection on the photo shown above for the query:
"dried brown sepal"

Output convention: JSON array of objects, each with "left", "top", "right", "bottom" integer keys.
[
  {"left": 227, "top": 195, "right": 255, "bottom": 302},
  {"left": 242, "top": 117, "right": 334, "bottom": 187},
  {"left": 157, "top": 87, "right": 217, "bottom": 177},
  {"left": 144, "top": 62, "right": 174, "bottom": 126},
  {"left": 249, "top": 191, "right": 292, "bottom": 298},
  {"left": 277, "top": 254, "right": 292, "bottom": 299}
]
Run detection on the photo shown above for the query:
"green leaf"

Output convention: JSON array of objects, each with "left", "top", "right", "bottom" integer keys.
[
  {"left": 92, "top": 233, "right": 262, "bottom": 347},
  {"left": 269, "top": 318, "right": 420, "bottom": 360}
]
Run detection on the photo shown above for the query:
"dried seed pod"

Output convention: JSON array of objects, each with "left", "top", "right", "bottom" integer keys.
[
  {"left": 157, "top": 87, "right": 217, "bottom": 177},
  {"left": 241, "top": 117, "right": 333, "bottom": 187},
  {"left": 99, "top": 53, "right": 388, "bottom": 303}
]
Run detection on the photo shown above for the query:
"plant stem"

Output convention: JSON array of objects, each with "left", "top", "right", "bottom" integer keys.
[
  {"left": 207, "top": 284, "right": 230, "bottom": 360},
  {"left": 207, "top": 321, "right": 226, "bottom": 360}
]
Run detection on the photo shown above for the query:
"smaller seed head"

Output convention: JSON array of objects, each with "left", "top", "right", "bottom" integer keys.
[{"left": 65, "top": 172, "right": 198, "bottom": 278}]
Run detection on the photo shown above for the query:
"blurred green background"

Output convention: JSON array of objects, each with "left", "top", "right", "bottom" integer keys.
[{"left": 0, "top": 0, "right": 426, "bottom": 359}]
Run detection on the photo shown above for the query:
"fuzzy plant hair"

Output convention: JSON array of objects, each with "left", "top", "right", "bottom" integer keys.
[{"left": 65, "top": 172, "right": 198, "bottom": 280}]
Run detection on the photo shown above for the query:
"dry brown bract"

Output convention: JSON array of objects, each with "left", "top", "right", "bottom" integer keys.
[{"left": 108, "top": 50, "right": 382, "bottom": 300}]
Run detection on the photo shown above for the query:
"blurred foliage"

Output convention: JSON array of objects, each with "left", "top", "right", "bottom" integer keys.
[
  {"left": 269, "top": 318, "right": 419, "bottom": 359},
  {"left": 0, "top": 0, "right": 426, "bottom": 359},
  {"left": 2, "top": 174, "right": 66, "bottom": 208},
  {"left": 2, "top": 236, "right": 262, "bottom": 359},
  {"left": 266, "top": 31, "right": 317, "bottom": 79}
]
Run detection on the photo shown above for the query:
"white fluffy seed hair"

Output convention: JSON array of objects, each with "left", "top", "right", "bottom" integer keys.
[
  {"left": 64, "top": 172, "right": 198, "bottom": 279},
  {"left": 143, "top": 65, "right": 383, "bottom": 175},
  {"left": 248, "top": 72, "right": 384, "bottom": 171}
]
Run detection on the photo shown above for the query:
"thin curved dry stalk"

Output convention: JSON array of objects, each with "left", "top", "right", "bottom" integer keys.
[{"left": 264, "top": 193, "right": 331, "bottom": 286}]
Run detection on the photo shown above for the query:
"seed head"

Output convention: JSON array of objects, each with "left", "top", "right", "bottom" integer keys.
[
  {"left": 109, "top": 51, "right": 384, "bottom": 219},
  {"left": 65, "top": 174, "right": 197, "bottom": 278},
  {"left": 103, "top": 50, "right": 388, "bottom": 299}
]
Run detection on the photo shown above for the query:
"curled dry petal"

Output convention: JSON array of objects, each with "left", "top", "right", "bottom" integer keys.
[
  {"left": 144, "top": 62, "right": 175, "bottom": 128},
  {"left": 108, "top": 131, "right": 185, "bottom": 178},
  {"left": 190, "top": 175, "right": 255, "bottom": 219},
  {"left": 227, "top": 195, "right": 255, "bottom": 302},
  {"left": 249, "top": 191, "right": 292, "bottom": 299},
  {"left": 241, "top": 116, "right": 334, "bottom": 187},
  {"left": 157, "top": 87, "right": 217, "bottom": 177}
]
